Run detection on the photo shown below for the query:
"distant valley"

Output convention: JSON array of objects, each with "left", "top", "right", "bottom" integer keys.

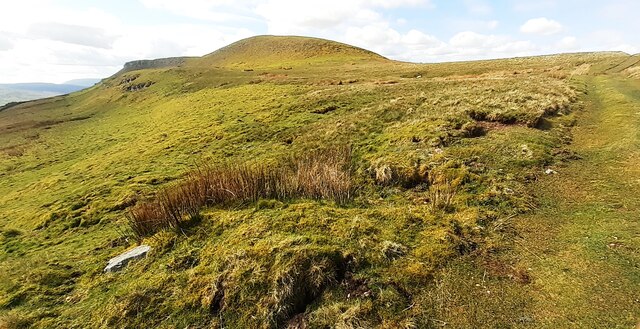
[{"left": 0, "top": 79, "right": 100, "bottom": 106}]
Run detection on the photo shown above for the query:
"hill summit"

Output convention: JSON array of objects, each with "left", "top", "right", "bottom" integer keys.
[
  {"left": 196, "top": 35, "right": 388, "bottom": 68},
  {"left": 1, "top": 32, "right": 638, "bottom": 328}
]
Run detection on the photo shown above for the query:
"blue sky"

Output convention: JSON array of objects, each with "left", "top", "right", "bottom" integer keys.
[{"left": 0, "top": 0, "right": 636, "bottom": 83}]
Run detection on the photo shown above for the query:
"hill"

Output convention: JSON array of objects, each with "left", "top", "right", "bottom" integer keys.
[
  {"left": 117, "top": 57, "right": 195, "bottom": 74},
  {"left": 63, "top": 79, "right": 101, "bottom": 87},
  {"left": 0, "top": 88, "right": 58, "bottom": 108},
  {"left": 196, "top": 35, "right": 387, "bottom": 68},
  {"left": 0, "top": 82, "right": 95, "bottom": 107},
  {"left": 0, "top": 36, "right": 638, "bottom": 328}
]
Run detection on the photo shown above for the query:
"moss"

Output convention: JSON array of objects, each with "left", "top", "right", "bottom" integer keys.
[
  {"left": 0, "top": 38, "right": 631, "bottom": 327},
  {"left": 1, "top": 229, "right": 22, "bottom": 239}
]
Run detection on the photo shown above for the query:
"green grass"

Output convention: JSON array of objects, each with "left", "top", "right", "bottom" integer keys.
[
  {"left": 420, "top": 75, "right": 640, "bottom": 328},
  {"left": 0, "top": 36, "right": 636, "bottom": 328},
  {"left": 509, "top": 75, "right": 640, "bottom": 327}
]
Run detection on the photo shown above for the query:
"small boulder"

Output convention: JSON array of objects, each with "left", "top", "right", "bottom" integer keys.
[
  {"left": 544, "top": 168, "right": 558, "bottom": 175},
  {"left": 104, "top": 245, "right": 151, "bottom": 273}
]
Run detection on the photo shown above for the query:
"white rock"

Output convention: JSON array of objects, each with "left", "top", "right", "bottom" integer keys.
[
  {"left": 104, "top": 245, "right": 151, "bottom": 273},
  {"left": 544, "top": 168, "right": 558, "bottom": 175}
]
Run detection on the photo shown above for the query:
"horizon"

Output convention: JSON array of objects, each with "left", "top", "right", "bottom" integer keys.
[
  {"left": 3, "top": 35, "right": 635, "bottom": 86},
  {"left": 0, "top": 0, "right": 637, "bottom": 84}
]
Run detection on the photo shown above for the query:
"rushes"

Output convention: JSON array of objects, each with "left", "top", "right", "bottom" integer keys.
[
  {"left": 126, "top": 147, "right": 354, "bottom": 238},
  {"left": 426, "top": 179, "right": 457, "bottom": 212},
  {"left": 293, "top": 147, "right": 354, "bottom": 204},
  {"left": 426, "top": 165, "right": 466, "bottom": 212}
]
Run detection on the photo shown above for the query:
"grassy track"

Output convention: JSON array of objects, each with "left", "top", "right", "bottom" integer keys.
[
  {"left": 0, "top": 36, "right": 636, "bottom": 327},
  {"left": 513, "top": 75, "right": 640, "bottom": 328}
]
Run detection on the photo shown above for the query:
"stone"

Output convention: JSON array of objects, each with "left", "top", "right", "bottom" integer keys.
[
  {"left": 520, "top": 144, "right": 533, "bottom": 159},
  {"left": 104, "top": 245, "right": 151, "bottom": 273},
  {"left": 544, "top": 168, "right": 558, "bottom": 175}
]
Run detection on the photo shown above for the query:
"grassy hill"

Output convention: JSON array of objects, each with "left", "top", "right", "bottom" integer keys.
[
  {"left": 197, "top": 35, "right": 386, "bottom": 68},
  {"left": 0, "top": 36, "right": 637, "bottom": 328}
]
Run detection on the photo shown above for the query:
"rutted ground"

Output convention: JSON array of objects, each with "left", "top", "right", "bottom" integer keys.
[
  {"left": 0, "top": 36, "right": 637, "bottom": 328},
  {"left": 365, "top": 73, "right": 640, "bottom": 329}
]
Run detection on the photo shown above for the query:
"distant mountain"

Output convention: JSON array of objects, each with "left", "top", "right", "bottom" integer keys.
[
  {"left": 0, "top": 80, "right": 100, "bottom": 106},
  {"left": 0, "top": 88, "right": 59, "bottom": 107},
  {"left": 64, "top": 78, "right": 102, "bottom": 87}
]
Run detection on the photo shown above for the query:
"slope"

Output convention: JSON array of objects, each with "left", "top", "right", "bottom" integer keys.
[
  {"left": 512, "top": 75, "right": 640, "bottom": 327},
  {"left": 195, "top": 35, "right": 387, "bottom": 68},
  {"left": 0, "top": 36, "right": 635, "bottom": 328},
  {"left": 419, "top": 73, "right": 640, "bottom": 328},
  {"left": 605, "top": 53, "right": 640, "bottom": 73}
]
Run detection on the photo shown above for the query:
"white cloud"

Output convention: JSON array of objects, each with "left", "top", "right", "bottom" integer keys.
[
  {"left": 512, "top": 0, "right": 557, "bottom": 12},
  {"left": 446, "top": 19, "right": 499, "bottom": 33},
  {"left": 251, "top": 0, "right": 446, "bottom": 62},
  {"left": 0, "top": 0, "right": 636, "bottom": 83},
  {"left": 487, "top": 20, "right": 499, "bottom": 29},
  {"left": 610, "top": 44, "right": 638, "bottom": 54},
  {"left": 493, "top": 40, "right": 536, "bottom": 54},
  {"left": 447, "top": 31, "right": 538, "bottom": 59},
  {"left": 112, "top": 24, "right": 253, "bottom": 59},
  {"left": 465, "top": 0, "right": 492, "bottom": 15},
  {"left": 556, "top": 36, "right": 578, "bottom": 51},
  {"left": 520, "top": 17, "right": 563, "bottom": 35},
  {"left": 256, "top": 0, "right": 372, "bottom": 33},
  {"left": 140, "top": 0, "right": 256, "bottom": 22},
  {"left": 450, "top": 31, "right": 501, "bottom": 48},
  {"left": 587, "top": 29, "right": 638, "bottom": 54},
  {"left": 28, "top": 22, "right": 117, "bottom": 49},
  {"left": 369, "top": 0, "right": 431, "bottom": 8},
  {"left": 402, "top": 29, "right": 441, "bottom": 46},
  {"left": 0, "top": 0, "right": 257, "bottom": 83},
  {"left": 0, "top": 38, "right": 121, "bottom": 83},
  {"left": 254, "top": 0, "right": 431, "bottom": 34},
  {"left": 0, "top": 34, "right": 13, "bottom": 51},
  {"left": 0, "top": 22, "right": 254, "bottom": 83},
  {"left": 590, "top": 29, "right": 627, "bottom": 48},
  {"left": 140, "top": 0, "right": 432, "bottom": 24},
  {"left": 135, "top": 0, "right": 540, "bottom": 64}
]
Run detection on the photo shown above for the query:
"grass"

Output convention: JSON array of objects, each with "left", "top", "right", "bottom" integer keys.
[
  {"left": 419, "top": 74, "right": 640, "bottom": 328},
  {"left": 0, "top": 35, "right": 636, "bottom": 327},
  {"left": 509, "top": 75, "right": 640, "bottom": 327},
  {"left": 196, "top": 35, "right": 386, "bottom": 69},
  {"left": 127, "top": 147, "right": 354, "bottom": 238}
]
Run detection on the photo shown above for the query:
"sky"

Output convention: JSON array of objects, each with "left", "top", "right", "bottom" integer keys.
[{"left": 0, "top": 0, "right": 637, "bottom": 83}]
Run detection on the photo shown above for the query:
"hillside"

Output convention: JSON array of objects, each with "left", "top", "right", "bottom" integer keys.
[
  {"left": 0, "top": 36, "right": 638, "bottom": 328},
  {"left": 196, "top": 35, "right": 387, "bottom": 68}
]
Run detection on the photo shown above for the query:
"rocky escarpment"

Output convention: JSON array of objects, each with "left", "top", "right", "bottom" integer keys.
[{"left": 117, "top": 57, "right": 194, "bottom": 74}]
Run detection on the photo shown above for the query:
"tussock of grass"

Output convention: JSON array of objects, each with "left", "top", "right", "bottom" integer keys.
[
  {"left": 1, "top": 35, "right": 635, "bottom": 328},
  {"left": 127, "top": 147, "right": 354, "bottom": 238}
]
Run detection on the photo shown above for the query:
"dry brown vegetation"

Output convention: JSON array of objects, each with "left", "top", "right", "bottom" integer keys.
[
  {"left": 2, "top": 35, "right": 637, "bottom": 328},
  {"left": 127, "top": 147, "right": 354, "bottom": 238}
]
